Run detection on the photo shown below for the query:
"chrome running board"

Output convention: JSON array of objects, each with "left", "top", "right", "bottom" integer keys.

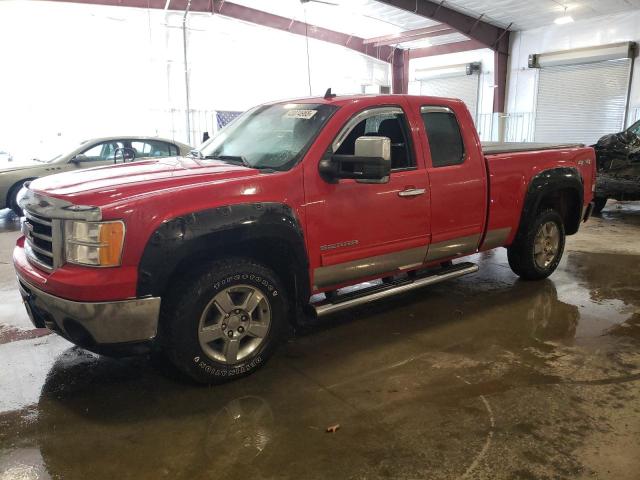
[{"left": 313, "top": 262, "right": 478, "bottom": 317}]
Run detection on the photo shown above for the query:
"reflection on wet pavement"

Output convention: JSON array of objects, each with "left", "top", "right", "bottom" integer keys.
[
  {"left": 0, "top": 209, "right": 20, "bottom": 233},
  {"left": 1, "top": 204, "right": 639, "bottom": 479}
]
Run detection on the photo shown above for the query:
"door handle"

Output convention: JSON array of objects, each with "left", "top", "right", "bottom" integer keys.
[{"left": 398, "top": 188, "right": 426, "bottom": 197}]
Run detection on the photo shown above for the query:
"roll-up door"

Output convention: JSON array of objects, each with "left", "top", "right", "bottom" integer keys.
[
  {"left": 414, "top": 63, "right": 480, "bottom": 122},
  {"left": 419, "top": 75, "right": 479, "bottom": 122},
  {"left": 533, "top": 44, "right": 634, "bottom": 145}
]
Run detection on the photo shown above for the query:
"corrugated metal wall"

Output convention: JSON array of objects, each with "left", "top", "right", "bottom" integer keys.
[
  {"left": 418, "top": 74, "right": 480, "bottom": 123},
  {"left": 534, "top": 59, "right": 632, "bottom": 144}
]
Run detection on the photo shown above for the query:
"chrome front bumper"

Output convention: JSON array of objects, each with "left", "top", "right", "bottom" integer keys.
[{"left": 17, "top": 276, "right": 161, "bottom": 346}]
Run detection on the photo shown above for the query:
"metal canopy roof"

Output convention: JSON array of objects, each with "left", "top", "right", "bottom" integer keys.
[
  {"left": 230, "top": 0, "right": 442, "bottom": 39},
  {"left": 232, "top": 0, "right": 640, "bottom": 40},
  {"left": 441, "top": 0, "right": 640, "bottom": 31}
]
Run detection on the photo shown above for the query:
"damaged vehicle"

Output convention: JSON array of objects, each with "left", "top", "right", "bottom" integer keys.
[{"left": 592, "top": 119, "right": 640, "bottom": 213}]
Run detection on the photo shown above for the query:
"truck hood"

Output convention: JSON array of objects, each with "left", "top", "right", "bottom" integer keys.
[{"left": 29, "top": 157, "right": 260, "bottom": 207}]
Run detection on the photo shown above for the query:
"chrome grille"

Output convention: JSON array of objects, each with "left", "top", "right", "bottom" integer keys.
[{"left": 22, "top": 212, "right": 63, "bottom": 272}]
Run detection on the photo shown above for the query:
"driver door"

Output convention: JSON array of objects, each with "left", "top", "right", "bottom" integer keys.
[{"left": 304, "top": 104, "right": 431, "bottom": 291}]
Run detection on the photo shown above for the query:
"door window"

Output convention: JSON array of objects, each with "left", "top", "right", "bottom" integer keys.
[
  {"left": 335, "top": 108, "right": 414, "bottom": 170},
  {"left": 81, "top": 141, "right": 124, "bottom": 161},
  {"left": 421, "top": 107, "right": 465, "bottom": 167},
  {"left": 130, "top": 140, "right": 174, "bottom": 158}
]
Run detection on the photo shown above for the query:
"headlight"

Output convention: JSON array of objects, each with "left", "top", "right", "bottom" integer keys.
[{"left": 64, "top": 220, "right": 125, "bottom": 267}]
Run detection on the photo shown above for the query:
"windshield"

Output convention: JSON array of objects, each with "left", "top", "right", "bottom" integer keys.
[
  {"left": 44, "top": 139, "right": 88, "bottom": 163},
  {"left": 198, "top": 103, "right": 338, "bottom": 171}
]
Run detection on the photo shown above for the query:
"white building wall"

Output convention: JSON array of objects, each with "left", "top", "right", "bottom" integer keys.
[
  {"left": 0, "top": 1, "right": 390, "bottom": 157},
  {"left": 506, "top": 10, "right": 640, "bottom": 140}
]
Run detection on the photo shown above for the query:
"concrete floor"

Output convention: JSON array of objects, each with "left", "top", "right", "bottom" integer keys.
[{"left": 1, "top": 202, "right": 639, "bottom": 480}]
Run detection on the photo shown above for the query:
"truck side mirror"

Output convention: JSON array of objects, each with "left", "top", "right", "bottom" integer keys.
[
  {"left": 319, "top": 136, "right": 391, "bottom": 184},
  {"left": 71, "top": 154, "right": 89, "bottom": 164}
]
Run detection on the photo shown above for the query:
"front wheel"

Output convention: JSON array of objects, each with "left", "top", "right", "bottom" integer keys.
[
  {"left": 507, "top": 209, "right": 565, "bottom": 281},
  {"left": 159, "top": 258, "right": 288, "bottom": 384}
]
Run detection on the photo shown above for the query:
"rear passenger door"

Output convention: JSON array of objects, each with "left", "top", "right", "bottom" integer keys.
[{"left": 419, "top": 104, "right": 487, "bottom": 261}]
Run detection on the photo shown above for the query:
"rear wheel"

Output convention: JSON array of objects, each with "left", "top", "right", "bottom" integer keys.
[
  {"left": 507, "top": 209, "right": 565, "bottom": 281},
  {"left": 159, "top": 258, "right": 288, "bottom": 384},
  {"left": 592, "top": 197, "right": 608, "bottom": 215}
]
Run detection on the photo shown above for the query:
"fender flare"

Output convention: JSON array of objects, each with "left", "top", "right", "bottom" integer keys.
[
  {"left": 518, "top": 167, "right": 584, "bottom": 238},
  {"left": 136, "top": 202, "right": 310, "bottom": 300}
]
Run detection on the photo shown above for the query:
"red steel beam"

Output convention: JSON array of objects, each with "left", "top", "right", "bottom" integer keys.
[
  {"left": 493, "top": 36, "right": 510, "bottom": 113},
  {"left": 377, "top": 0, "right": 510, "bottom": 54},
  {"left": 408, "top": 39, "right": 486, "bottom": 59},
  {"left": 212, "top": 1, "right": 396, "bottom": 62},
  {"left": 364, "top": 24, "right": 449, "bottom": 45},
  {"left": 392, "top": 48, "right": 409, "bottom": 94},
  {"left": 380, "top": 0, "right": 511, "bottom": 113},
  {"left": 48, "top": 0, "right": 395, "bottom": 62},
  {"left": 371, "top": 27, "right": 458, "bottom": 48}
]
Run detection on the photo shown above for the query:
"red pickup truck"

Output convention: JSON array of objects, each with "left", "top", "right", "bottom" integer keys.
[{"left": 14, "top": 94, "right": 596, "bottom": 383}]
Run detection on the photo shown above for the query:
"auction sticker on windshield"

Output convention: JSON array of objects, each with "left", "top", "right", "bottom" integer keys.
[{"left": 284, "top": 109, "right": 318, "bottom": 120}]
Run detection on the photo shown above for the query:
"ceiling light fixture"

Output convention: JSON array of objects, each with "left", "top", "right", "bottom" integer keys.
[{"left": 554, "top": 6, "right": 574, "bottom": 25}]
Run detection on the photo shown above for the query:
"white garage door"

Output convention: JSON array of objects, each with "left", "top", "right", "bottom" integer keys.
[
  {"left": 419, "top": 74, "right": 479, "bottom": 122},
  {"left": 534, "top": 59, "right": 631, "bottom": 145}
]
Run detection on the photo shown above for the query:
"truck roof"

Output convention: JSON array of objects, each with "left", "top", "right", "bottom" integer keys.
[{"left": 271, "top": 94, "right": 466, "bottom": 107}]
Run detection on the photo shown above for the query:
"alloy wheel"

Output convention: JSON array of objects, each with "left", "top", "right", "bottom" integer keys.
[{"left": 198, "top": 285, "right": 271, "bottom": 364}]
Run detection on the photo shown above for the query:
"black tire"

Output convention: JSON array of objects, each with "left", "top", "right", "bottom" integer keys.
[
  {"left": 592, "top": 197, "right": 608, "bottom": 215},
  {"left": 7, "top": 180, "right": 28, "bottom": 216},
  {"left": 507, "top": 209, "right": 565, "bottom": 281},
  {"left": 159, "top": 258, "right": 288, "bottom": 384}
]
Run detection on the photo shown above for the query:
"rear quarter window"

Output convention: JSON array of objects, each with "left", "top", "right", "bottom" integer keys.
[{"left": 421, "top": 108, "right": 465, "bottom": 168}]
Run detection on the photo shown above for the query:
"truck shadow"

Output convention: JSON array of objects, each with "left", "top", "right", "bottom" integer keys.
[{"left": 36, "top": 275, "right": 579, "bottom": 416}]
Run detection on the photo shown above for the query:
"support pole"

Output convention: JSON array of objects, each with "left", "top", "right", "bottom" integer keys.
[
  {"left": 392, "top": 49, "right": 409, "bottom": 94},
  {"left": 182, "top": 0, "right": 192, "bottom": 145}
]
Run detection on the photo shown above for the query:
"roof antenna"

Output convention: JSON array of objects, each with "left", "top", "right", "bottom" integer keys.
[{"left": 324, "top": 88, "right": 337, "bottom": 100}]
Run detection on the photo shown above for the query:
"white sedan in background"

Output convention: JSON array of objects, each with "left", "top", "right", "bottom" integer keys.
[{"left": 0, "top": 136, "right": 192, "bottom": 215}]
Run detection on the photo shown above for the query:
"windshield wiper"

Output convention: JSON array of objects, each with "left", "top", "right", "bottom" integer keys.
[
  {"left": 205, "top": 155, "right": 252, "bottom": 168},
  {"left": 187, "top": 149, "right": 204, "bottom": 159}
]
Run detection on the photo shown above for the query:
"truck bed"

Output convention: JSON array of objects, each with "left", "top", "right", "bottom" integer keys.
[
  {"left": 483, "top": 142, "right": 595, "bottom": 249},
  {"left": 482, "top": 142, "right": 585, "bottom": 155}
]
